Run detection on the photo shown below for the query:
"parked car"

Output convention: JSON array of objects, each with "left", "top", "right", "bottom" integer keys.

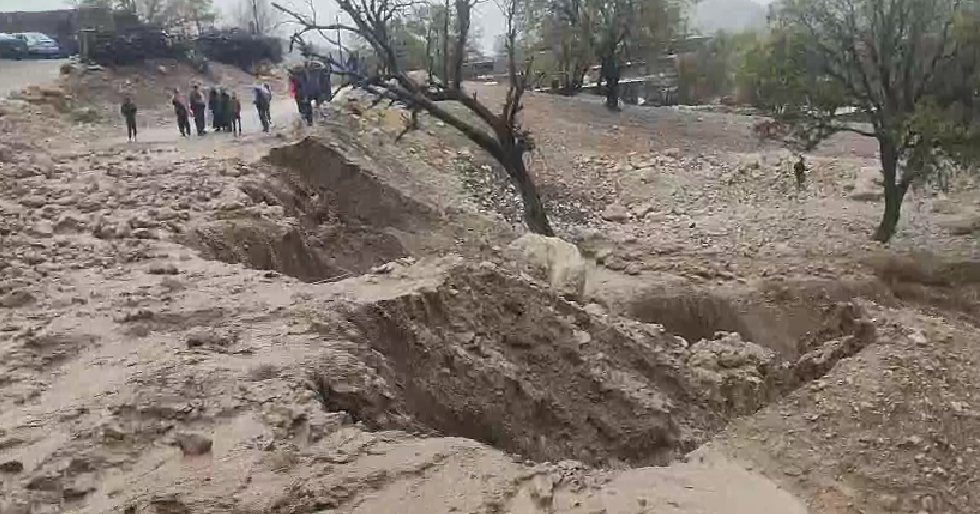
[
  {"left": 50, "top": 35, "right": 79, "bottom": 57},
  {"left": 0, "top": 33, "right": 29, "bottom": 60},
  {"left": 14, "top": 32, "right": 61, "bottom": 58}
]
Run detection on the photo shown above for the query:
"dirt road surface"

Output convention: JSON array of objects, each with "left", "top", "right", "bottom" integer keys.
[{"left": 0, "top": 58, "right": 68, "bottom": 98}]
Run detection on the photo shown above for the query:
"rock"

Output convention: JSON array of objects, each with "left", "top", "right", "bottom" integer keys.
[
  {"left": 0, "top": 460, "right": 24, "bottom": 473},
  {"left": 32, "top": 221, "right": 54, "bottom": 238},
  {"left": 0, "top": 291, "right": 34, "bottom": 308},
  {"left": 604, "top": 256, "right": 627, "bottom": 271},
  {"left": 505, "top": 234, "right": 588, "bottom": 300},
  {"left": 601, "top": 204, "right": 630, "bottom": 222},
  {"left": 186, "top": 328, "right": 234, "bottom": 348},
  {"left": 19, "top": 195, "right": 47, "bottom": 208},
  {"left": 940, "top": 214, "right": 980, "bottom": 235},
  {"left": 306, "top": 411, "right": 350, "bottom": 442},
  {"left": 624, "top": 262, "right": 643, "bottom": 275},
  {"left": 148, "top": 264, "right": 180, "bottom": 275},
  {"left": 530, "top": 474, "right": 555, "bottom": 508},
  {"left": 663, "top": 148, "right": 682, "bottom": 158},
  {"left": 687, "top": 333, "right": 777, "bottom": 415},
  {"left": 879, "top": 493, "right": 901, "bottom": 511},
  {"left": 930, "top": 195, "right": 959, "bottom": 214},
  {"left": 174, "top": 432, "right": 212, "bottom": 456},
  {"left": 630, "top": 203, "right": 655, "bottom": 218},
  {"left": 849, "top": 166, "right": 884, "bottom": 202}
]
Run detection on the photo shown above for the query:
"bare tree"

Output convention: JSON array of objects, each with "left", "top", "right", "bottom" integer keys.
[
  {"left": 234, "top": 0, "right": 281, "bottom": 34},
  {"left": 273, "top": 0, "right": 555, "bottom": 236}
]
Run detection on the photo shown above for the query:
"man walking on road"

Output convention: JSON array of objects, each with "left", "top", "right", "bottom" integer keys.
[
  {"left": 189, "top": 85, "right": 207, "bottom": 135},
  {"left": 172, "top": 88, "right": 191, "bottom": 137},
  {"left": 253, "top": 85, "right": 270, "bottom": 133},
  {"left": 120, "top": 96, "right": 138, "bottom": 142}
]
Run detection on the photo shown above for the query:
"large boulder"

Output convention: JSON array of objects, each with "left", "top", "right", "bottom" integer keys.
[
  {"left": 601, "top": 203, "right": 631, "bottom": 222},
  {"left": 848, "top": 166, "right": 884, "bottom": 202},
  {"left": 940, "top": 213, "right": 980, "bottom": 235},
  {"left": 506, "top": 234, "right": 587, "bottom": 300}
]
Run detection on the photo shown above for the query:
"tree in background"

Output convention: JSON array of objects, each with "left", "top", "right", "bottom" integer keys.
[
  {"left": 743, "top": 0, "right": 980, "bottom": 242},
  {"left": 233, "top": 0, "right": 281, "bottom": 35},
  {"left": 273, "top": 0, "right": 555, "bottom": 235},
  {"left": 675, "top": 30, "right": 759, "bottom": 104},
  {"left": 520, "top": 0, "right": 685, "bottom": 108},
  {"left": 74, "top": 0, "right": 217, "bottom": 32}
]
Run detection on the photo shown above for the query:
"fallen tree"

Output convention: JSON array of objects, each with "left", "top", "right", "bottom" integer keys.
[{"left": 273, "top": 0, "right": 555, "bottom": 236}]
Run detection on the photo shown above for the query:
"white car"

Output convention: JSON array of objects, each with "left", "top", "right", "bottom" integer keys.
[{"left": 15, "top": 32, "right": 61, "bottom": 58}]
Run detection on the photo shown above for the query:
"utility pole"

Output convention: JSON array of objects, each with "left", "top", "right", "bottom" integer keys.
[{"left": 335, "top": 14, "right": 343, "bottom": 64}]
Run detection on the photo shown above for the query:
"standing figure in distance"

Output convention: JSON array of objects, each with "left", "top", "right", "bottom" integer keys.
[
  {"left": 231, "top": 92, "right": 242, "bottom": 136},
  {"left": 262, "top": 82, "right": 272, "bottom": 121},
  {"left": 172, "top": 88, "right": 191, "bottom": 137},
  {"left": 120, "top": 96, "right": 138, "bottom": 142},
  {"left": 219, "top": 88, "right": 232, "bottom": 131},
  {"left": 189, "top": 84, "right": 207, "bottom": 135},
  {"left": 794, "top": 155, "right": 807, "bottom": 190},
  {"left": 253, "top": 85, "right": 270, "bottom": 132},
  {"left": 208, "top": 87, "right": 218, "bottom": 130}
]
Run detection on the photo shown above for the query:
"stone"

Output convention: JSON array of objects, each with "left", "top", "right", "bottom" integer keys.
[
  {"left": 148, "top": 264, "right": 180, "bottom": 276},
  {"left": 849, "top": 166, "right": 884, "bottom": 202},
  {"left": 601, "top": 204, "right": 630, "bottom": 222},
  {"left": 940, "top": 214, "right": 980, "bottom": 235},
  {"left": 0, "top": 291, "right": 34, "bottom": 308},
  {"left": 32, "top": 221, "right": 54, "bottom": 238},
  {"left": 186, "top": 328, "right": 234, "bottom": 348},
  {"left": 174, "top": 432, "right": 212, "bottom": 456},
  {"left": 19, "top": 195, "right": 47, "bottom": 208},
  {"left": 307, "top": 411, "right": 350, "bottom": 442},
  {"left": 630, "top": 203, "right": 655, "bottom": 218},
  {"left": 0, "top": 460, "right": 24, "bottom": 473},
  {"left": 878, "top": 493, "right": 901, "bottom": 511},
  {"left": 505, "top": 234, "right": 587, "bottom": 300}
]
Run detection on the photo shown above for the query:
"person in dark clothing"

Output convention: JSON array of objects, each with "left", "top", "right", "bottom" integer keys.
[
  {"left": 172, "top": 88, "right": 191, "bottom": 137},
  {"left": 231, "top": 92, "right": 242, "bottom": 136},
  {"left": 120, "top": 96, "right": 138, "bottom": 142},
  {"left": 253, "top": 85, "right": 271, "bottom": 132},
  {"left": 219, "top": 89, "right": 232, "bottom": 131},
  {"left": 189, "top": 85, "right": 207, "bottom": 135},
  {"left": 208, "top": 87, "right": 218, "bottom": 130},
  {"left": 298, "top": 68, "right": 315, "bottom": 125},
  {"left": 794, "top": 155, "right": 807, "bottom": 190}
]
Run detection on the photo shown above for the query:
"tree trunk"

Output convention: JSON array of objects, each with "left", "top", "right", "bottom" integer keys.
[
  {"left": 505, "top": 150, "right": 554, "bottom": 236},
  {"left": 873, "top": 139, "right": 905, "bottom": 243},
  {"left": 601, "top": 55, "right": 620, "bottom": 110},
  {"left": 605, "top": 74, "right": 620, "bottom": 110},
  {"left": 452, "top": 0, "right": 470, "bottom": 89},
  {"left": 441, "top": 0, "right": 451, "bottom": 83}
]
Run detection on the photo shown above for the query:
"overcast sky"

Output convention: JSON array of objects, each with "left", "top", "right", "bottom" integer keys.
[{"left": 1, "top": 0, "right": 774, "bottom": 51}]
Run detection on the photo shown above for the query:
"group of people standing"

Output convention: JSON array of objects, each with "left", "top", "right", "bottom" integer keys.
[
  {"left": 169, "top": 83, "right": 273, "bottom": 138},
  {"left": 289, "top": 62, "right": 334, "bottom": 126}
]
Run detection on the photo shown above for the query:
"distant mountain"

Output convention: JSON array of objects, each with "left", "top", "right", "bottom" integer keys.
[{"left": 691, "top": 0, "right": 768, "bottom": 34}]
